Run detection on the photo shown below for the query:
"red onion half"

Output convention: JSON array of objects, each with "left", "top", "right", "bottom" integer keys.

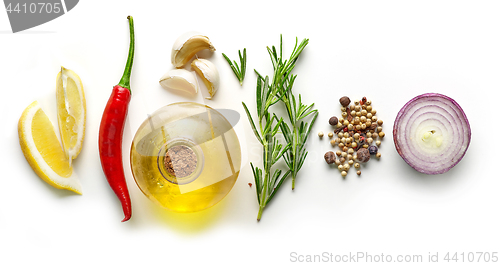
[{"left": 393, "top": 93, "right": 471, "bottom": 175}]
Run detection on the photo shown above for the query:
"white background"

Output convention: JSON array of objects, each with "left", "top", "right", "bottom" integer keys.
[{"left": 1, "top": 1, "right": 499, "bottom": 265}]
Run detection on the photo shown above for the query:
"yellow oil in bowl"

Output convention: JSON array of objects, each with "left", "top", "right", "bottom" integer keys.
[{"left": 130, "top": 102, "right": 241, "bottom": 213}]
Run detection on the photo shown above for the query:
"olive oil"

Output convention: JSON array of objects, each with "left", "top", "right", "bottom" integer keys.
[{"left": 130, "top": 102, "right": 241, "bottom": 213}]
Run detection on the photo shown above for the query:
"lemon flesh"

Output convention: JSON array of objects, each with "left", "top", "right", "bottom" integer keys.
[
  {"left": 19, "top": 101, "right": 82, "bottom": 194},
  {"left": 56, "top": 67, "right": 86, "bottom": 164}
]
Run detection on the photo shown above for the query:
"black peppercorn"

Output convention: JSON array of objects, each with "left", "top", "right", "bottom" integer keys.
[
  {"left": 368, "top": 145, "right": 378, "bottom": 155},
  {"left": 324, "top": 151, "right": 336, "bottom": 164},
  {"left": 329, "top": 116, "right": 338, "bottom": 126},
  {"left": 339, "top": 96, "right": 351, "bottom": 107},
  {"left": 356, "top": 148, "right": 370, "bottom": 163}
]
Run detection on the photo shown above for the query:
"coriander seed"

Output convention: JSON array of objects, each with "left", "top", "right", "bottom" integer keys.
[
  {"left": 376, "top": 152, "right": 381, "bottom": 158},
  {"left": 328, "top": 132, "right": 334, "bottom": 138},
  {"left": 341, "top": 171, "right": 347, "bottom": 177},
  {"left": 330, "top": 139, "right": 336, "bottom": 146},
  {"left": 379, "top": 132, "right": 385, "bottom": 138},
  {"left": 318, "top": 131, "right": 324, "bottom": 138},
  {"left": 357, "top": 170, "right": 361, "bottom": 176},
  {"left": 354, "top": 162, "right": 360, "bottom": 168},
  {"left": 343, "top": 163, "right": 350, "bottom": 170},
  {"left": 376, "top": 140, "right": 381, "bottom": 146}
]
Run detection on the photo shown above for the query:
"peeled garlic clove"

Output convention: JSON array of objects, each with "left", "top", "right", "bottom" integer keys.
[
  {"left": 159, "top": 69, "right": 199, "bottom": 95},
  {"left": 191, "top": 58, "right": 219, "bottom": 100},
  {"left": 171, "top": 32, "right": 215, "bottom": 68}
]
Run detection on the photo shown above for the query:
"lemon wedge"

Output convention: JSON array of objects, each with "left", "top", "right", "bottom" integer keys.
[
  {"left": 18, "top": 101, "right": 82, "bottom": 194},
  {"left": 56, "top": 67, "right": 86, "bottom": 165}
]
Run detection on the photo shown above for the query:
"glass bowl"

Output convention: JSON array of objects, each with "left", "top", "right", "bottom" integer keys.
[{"left": 130, "top": 102, "right": 241, "bottom": 213}]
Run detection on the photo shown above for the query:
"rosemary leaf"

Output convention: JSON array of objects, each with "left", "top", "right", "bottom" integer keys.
[{"left": 222, "top": 48, "right": 247, "bottom": 85}]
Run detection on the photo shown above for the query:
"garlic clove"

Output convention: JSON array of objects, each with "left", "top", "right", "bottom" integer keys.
[
  {"left": 171, "top": 32, "right": 215, "bottom": 68},
  {"left": 159, "top": 69, "right": 199, "bottom": 95},
  {"left": 191, "top": 58, "right": 219, "bottom": 100}
]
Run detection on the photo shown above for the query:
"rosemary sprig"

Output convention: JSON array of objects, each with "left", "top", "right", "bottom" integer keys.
[
  {"left": 222, "top": 48, "right": 247, "bottom": 85},
  {"left": 268, "top": 36, "right": 318, "bottom": 190},
  {"left": 243, "top": 35, "right": 314, "bottom": 221},
  {"left": 242, "top": 75, "right": 290, "bottom": 221}
]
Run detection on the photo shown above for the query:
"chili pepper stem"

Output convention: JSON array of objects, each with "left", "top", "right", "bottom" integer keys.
[{"left": 118, "top": 16, "right": 135, "bottom": 91}]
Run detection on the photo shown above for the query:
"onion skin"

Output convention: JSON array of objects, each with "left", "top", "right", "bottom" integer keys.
[{"left": 393, "top": 93, "right": 471, "bottom": 175}]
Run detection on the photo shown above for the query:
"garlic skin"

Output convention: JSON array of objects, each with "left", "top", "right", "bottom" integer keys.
[
  {"left": 171, "top": 32, "right": 215, "bottom": 68},
  {"left": 159, "top": 69, "right": 199, "bottom": 95},
  {"left": 191, "top": 58, "right": 219, "bottom": 99}
]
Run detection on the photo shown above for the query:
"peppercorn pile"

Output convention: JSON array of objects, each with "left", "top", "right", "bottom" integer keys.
[{"left": 320, "top": 96, "right": 385, "bottom": 177}]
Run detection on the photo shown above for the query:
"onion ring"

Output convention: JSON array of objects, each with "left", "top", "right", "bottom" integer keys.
[{"left": 393, "top": 93, "right": 471, "bottom": 175}]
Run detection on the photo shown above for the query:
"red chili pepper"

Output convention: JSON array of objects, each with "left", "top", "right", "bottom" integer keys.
[{"left": 98, "top": 16, "right": 135, "bottom": 222}]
